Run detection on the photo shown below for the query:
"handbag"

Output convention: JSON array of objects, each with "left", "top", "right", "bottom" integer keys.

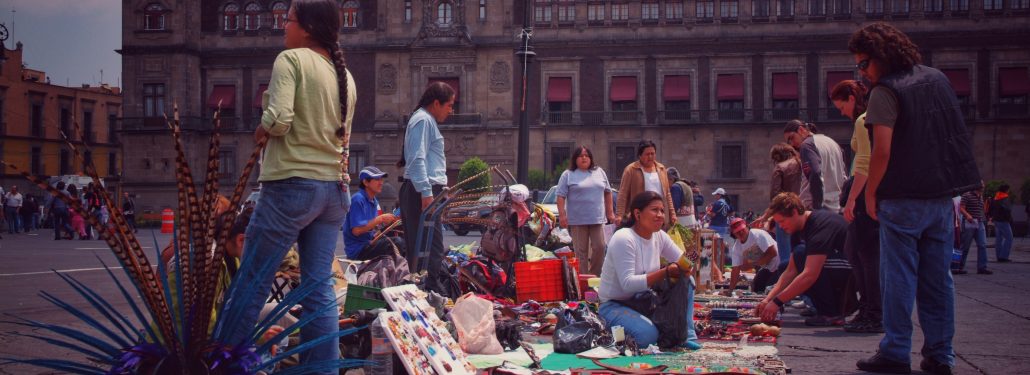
[{"left": 614, "top": 289, "right": 658, "bottom": 317}]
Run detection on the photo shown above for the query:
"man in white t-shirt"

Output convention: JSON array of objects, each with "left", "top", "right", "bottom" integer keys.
[{"left": 726, "top": 218, "right": 779, "bottom": 293}]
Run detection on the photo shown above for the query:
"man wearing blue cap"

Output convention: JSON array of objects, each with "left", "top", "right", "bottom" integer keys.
[{"left": 344, "top": 166, "right": 401, "bottom": 261}]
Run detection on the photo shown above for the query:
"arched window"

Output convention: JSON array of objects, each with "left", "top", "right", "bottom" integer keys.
[
  {"left": 438, "top": 1, "right": 454, "bottom": 24},
  {"left": 342, "top": 1, "right": 360, "bottom": 28},
  {"left": 224, "top": 3, "right": 240, "bottom": 31},
  {"left": 271, "top": 2, "right": 288, "bottom": 29},
  {"left": 144, "top": 3, "right": 166, "bottom": 30},
  {"left": 244, "top": 3, "right": 262, "bottom": 30}
]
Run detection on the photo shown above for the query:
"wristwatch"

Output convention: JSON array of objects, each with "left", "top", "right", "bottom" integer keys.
[{"left": 772, "top": 297, "right": 785, "bottom": 308}]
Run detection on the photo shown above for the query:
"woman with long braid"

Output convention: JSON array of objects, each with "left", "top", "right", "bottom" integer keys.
[{"left": 225, "top": 0, "right": 356, "bottom": 371}]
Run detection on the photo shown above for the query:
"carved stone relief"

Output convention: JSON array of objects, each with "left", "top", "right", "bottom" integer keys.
[
  {"left": 489, "top": 61, "right": 511, "bottom": 93},
  {"left": 378, "top": 64, "right": 397, "bottom": 95}
]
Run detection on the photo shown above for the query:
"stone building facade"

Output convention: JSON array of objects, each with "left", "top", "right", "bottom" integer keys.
[
  {"left": 0, "top": 42, "right": 122, "bottom": 197},
  {"left": 119, "top": 0, "right": 1030, "bottom": 215}
]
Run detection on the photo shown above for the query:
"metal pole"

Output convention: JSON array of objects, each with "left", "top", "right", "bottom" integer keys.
[{"left": 515, "top": 0, "right": 534, "bottom": 183}]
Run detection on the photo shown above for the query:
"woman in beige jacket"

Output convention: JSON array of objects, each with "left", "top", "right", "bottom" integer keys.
[{"left": 617, "top": 141, "right": 676, "bottom": 229}]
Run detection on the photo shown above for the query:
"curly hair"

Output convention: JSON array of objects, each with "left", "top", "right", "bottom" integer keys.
[
  {"left": 848, "top": 22, "right": 923, "bottom": 76},
  {"left": 830, "top": 80, "right": 869, "bottom": 121},
  {"left": 770, "top": 143, "right": 800, "bottom": 164}
]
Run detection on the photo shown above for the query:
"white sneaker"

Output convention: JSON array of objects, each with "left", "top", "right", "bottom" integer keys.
[{"left": 790, "top": 300, "right": 807, "bottom": 309}]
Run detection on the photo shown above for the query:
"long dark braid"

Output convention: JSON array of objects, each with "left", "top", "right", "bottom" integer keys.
[{"left": 326, "top": 42, "right": 352, "bottom": 184}]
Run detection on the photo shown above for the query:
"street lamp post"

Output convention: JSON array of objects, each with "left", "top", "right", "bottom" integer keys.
[{"left": 515, "top": 2, "right": 535, "bottom": 184}]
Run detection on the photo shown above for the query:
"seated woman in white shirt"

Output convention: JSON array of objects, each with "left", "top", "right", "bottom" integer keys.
[{"left": 597, "top": 191, "right": 701, "bottom": 350}]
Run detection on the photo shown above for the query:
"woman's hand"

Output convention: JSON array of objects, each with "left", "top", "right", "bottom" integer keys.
[
  {"left": 865, "top": 193, "right": 878, "bottom": 221},
  {"left": 559, "top": 215, "right": 568, "bottom": 229},
  {"left": 843, "top": 199, "right": 856, "bottom": 223},
  {"left": 665, "top": 263, "right": 681, "bottom": 278}
]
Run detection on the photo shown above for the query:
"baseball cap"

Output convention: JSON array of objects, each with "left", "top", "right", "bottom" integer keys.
[
  {"left": 711, "top": 187, "right": 726, "bottom": 195},
  {"left": 359, "top": 166, "right": 388, "bottom": 180},
  {"left": 729, "top": 218, "right": 747, "bottom": 233}
]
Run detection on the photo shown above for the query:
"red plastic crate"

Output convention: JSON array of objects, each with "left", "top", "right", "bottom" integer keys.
[{"left": 514, "top": 258, "right": 578, "bottom": 303}]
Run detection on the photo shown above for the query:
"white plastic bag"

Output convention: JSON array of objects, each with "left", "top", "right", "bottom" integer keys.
[{"left": 450, "top": 293, "right": 504, "bottom": 354}]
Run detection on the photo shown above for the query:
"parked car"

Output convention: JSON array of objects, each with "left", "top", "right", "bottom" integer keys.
[{"left": 445, "top": 194, "right": 499, "bottom": 236}]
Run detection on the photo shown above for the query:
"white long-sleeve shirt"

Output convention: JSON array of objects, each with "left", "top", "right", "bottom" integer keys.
[{"left": 598, "top": 227, "right": 683, "bottom": 303}]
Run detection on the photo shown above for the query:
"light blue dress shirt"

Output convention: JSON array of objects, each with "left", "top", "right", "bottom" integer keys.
[{"left": 403, "top": 108, "right": 448, "bottom": 197}]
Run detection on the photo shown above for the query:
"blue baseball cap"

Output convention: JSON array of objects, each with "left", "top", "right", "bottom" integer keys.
[{"left": 359, "top": 166, "right": 388, "bottom": 180}]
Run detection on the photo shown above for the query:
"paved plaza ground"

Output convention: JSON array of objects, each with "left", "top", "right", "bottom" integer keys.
[{"left": 0, "top": 230, "right": 1027, "bottom": 374}]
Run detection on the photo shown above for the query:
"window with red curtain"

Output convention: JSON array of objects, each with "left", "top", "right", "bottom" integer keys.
[
  {"left": 342, "top": 1, "right": 359, "bottom": 28},
  {"left": 942, "top": 69, "right": 971, "bottom": 97},
  {"left": 716, "top": 74, "right": 745, "bottom": 100},
  {"left": 826, "top": 71, "right": 854, "bottom": 99},
  {"left": 772, "top": 72, "right": 799, "bottom": 100},
  {"left": 547, "top": 77, "right": 573, "bottom": 103},
  {"left": 208, "top": 85, "right": 236, "bottom": 110},
  {"left": 999, "top": 67, "right": 1030, "bottom": 96},
  {"left": 224, "top": 3, "right": 240, "bottom": 31},
  {"left": 610, "top": 76, "right": 638, "bottom": 102},
  {"left": 663, "top": 75, "right": 691, "bottom": 101},
  {"left": 253, "top": 84, "right": 268, "bottom": 108}
]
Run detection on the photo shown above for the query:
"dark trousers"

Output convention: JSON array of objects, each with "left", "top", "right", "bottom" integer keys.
[
  {"left": 353, "top": 236, "right": 404, "bottom": 261},
  {"left": 400, "top": 181, "right": 445, "bottom": 293},
  {"left": 753, "top": 268, "right": 777, "bottom": 293},
  {"left": 844, "top": 212, "right": 882, "bottom": 321},
  {"left": 125, "top": 214, "right": 137, "bottom": 232},
  {"left": 52, "top": 209, "right": 72, "bottom": 239},
  {"left": 804, "top": 266, "right": 857, "bottom": 318}
]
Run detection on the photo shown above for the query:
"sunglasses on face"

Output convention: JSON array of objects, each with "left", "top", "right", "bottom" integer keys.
[{"left": 857, "top": 59, "right": 871, "bottom": 71}]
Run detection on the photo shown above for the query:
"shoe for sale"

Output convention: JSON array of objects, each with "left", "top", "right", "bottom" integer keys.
[
  {"left": 951, "top": 269, "right": 967, "bottom": 275},
  {"left": 996, "top": 258, "right": 1011, "bottom": 263},
  {"left": 857, "top": 352, "right": 911, "bottom": 373},
  {"left": 799, "top": 307, "right": 817, "bottom": 317},
  {"left": 804, "top": 315, "right": 845, "bottom": 327},
  {"left": 919, "top": 357, "right": 953, "bottom": 375},
  {"left": 977, "top": 268, "right": 993, "bottom": 275}
]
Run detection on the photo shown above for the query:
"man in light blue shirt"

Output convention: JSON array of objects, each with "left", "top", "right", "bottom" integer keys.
[{"left": 399, "top": 82, "right": 455, "bottom": 294}]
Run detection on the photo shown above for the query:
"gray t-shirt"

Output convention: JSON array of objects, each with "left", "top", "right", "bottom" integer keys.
[
  {"left": 556, "top": 167, "right": 612, "bottom": 226},
  {"left": 865, "top": 86, "right": 898, "bottom": 128}
]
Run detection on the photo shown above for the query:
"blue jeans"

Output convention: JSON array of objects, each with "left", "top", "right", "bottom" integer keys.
[
  {"left": 5, "top": 206, "right": 21, "bottom": 233},
  {"left": 226, "top": 178, "right": 348, "bottom": 373},
  {"left": 599, "top": 283, "right": 698, "bottom": 347},
  {"left": 959, "top": 221, "right": 988, "bottom": 271},
  {"left": 775, "top": 224, "right": 792, "bottom": 270},
  {"left": 994, "top": 221, "right": 1013, "bottom": 261},
  {"left": 878, "top": 198, "right": 955, "bottom": 366}
]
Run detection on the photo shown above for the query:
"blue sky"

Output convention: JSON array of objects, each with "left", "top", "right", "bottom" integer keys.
[{"left": 2, "top": 0, "right": 121, "bottom": 87}]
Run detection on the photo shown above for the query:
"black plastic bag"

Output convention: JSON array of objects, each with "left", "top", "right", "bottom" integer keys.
[
  {"left": 652, "top": 275, "right": 692, "bottom": 348},
  {"left": 554, "top": 321, "right": 598, "bottom": 354}
]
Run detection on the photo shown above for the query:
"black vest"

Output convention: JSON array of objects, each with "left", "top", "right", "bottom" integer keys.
[{"left": 873, "top": 65, "right": 981, "bottom": 200}]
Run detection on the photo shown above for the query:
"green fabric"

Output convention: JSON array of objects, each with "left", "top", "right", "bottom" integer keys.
[
  {"left": 259, "top": 48, "right": 357, "bottom": 182},
  {"left": 540, "top": 352, "right": 663, "bottom": 371}
]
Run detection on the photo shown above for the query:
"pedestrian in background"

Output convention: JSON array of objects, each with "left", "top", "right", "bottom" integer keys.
[
  {"left": 122, "top": 192, "right": 138, "bottom": 233},
  {"left": 988, "top": 184, "right": 1014, "bottom": 263},
  {"left": 49, "top": 182, "right": 73, "bottom": 240},
  {"left": 669, "top": 168, "right": 699, "bottom": 228},
  {"left": 556, "top": 145, "right": 617, "bottom": 276},
  {"left": 831, "top": 79, "right": 883, "bottom": 334},
  {"left": 755, "top": 143, "right": 802, "bottom": 270},
  {"left": 224, "top": 0, "right": 358, "bottom": 369},
  {"left": 4, "top": 186, "right": 23, "bottom": 234},
  {"left": 690, "top": 181, "right": 704, "bottom": 221},
  {"left": 399, "top": 81, "right": 455, "bottom": 294},
  {"left": 617, "top": 140, "right": 675, "bottom": 229},
  {"left": 956, "top": 182, "right": 990, "bottom": 274},
  {"left": 783, "top": 121, "right": 847, "bottom": 212},
  {"left": 708, "top": 187, "right": 733, "bottom": 239},
  {"left": 22, "top": 195, "right": 40, "bottom": 233},
  {"left": 850, "top": 22, "right": 981, "bottom": 375}
]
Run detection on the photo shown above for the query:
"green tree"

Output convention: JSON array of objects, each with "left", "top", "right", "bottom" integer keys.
[
  {"left": 457, "top": 157, "right": 491, "bottom": 195},
  {"left": 550, "top": 159, "right": 570, "bottom": 185},
  {"left": 527, "top": 169, "right": 549, "bottom": 191},
  {"left": 985, "top": 179, "right": 1009, "bottom": 201}
]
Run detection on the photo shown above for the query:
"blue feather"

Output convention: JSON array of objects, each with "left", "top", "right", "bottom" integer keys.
[
  {"left": 269, "top": 359, "right": 369, "bottom": 375},
  {"left": 53, "top": 270, "right": 138, "bottom": 344},
  {"left": 1, "top": 318, "right": 121, "bottom": 356},
  {"left": 0, "top": 358, "right": 107, "bottom": 374},
  {"left": 247, "top": 273, "right": 335, "bottom": 345},
  {"left": 256, "top": 326, "right": 366, "bottom": 371},
  {"left": 11, "top": 333, "right": 115, "bottom": 364},
  {"left": 254, "top": 283, "right": 344, "bottom": 355},
  {"left": 214, "top": 249, "right": 285, "bottom": 343},
  {"left": 96, "top": 255, "right": 162, "bottom": 345},
  {"left": 154, "top": 229, "right": 185, "bottom": 346},
  {"left": 37, "top": 290, "right": 133, "bottom": 349}
]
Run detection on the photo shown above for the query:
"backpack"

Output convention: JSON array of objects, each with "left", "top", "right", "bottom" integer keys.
[
  {"left": 459, "top": 256, "right": 509, "bottom": 296},
  {"left": 479, "top": 205, "right": 521, "bottom": 263}
]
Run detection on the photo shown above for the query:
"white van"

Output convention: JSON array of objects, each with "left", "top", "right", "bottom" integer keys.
[{"left": 48, "top": 175, "right": 105, "bottom": 190}]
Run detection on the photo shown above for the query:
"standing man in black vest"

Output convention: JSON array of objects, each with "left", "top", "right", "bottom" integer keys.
[{"left": 850, "top": 23, "right": 981, "bottom": 375}]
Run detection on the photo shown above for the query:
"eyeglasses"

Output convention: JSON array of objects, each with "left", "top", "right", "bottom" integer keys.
[{"left": 856, "top": 59, "right": 871, "bottom": 71}]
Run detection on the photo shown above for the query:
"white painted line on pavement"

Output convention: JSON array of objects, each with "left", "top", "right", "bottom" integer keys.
[{"left": 0, "top": 267, "right": 124, "bottom": 277}]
